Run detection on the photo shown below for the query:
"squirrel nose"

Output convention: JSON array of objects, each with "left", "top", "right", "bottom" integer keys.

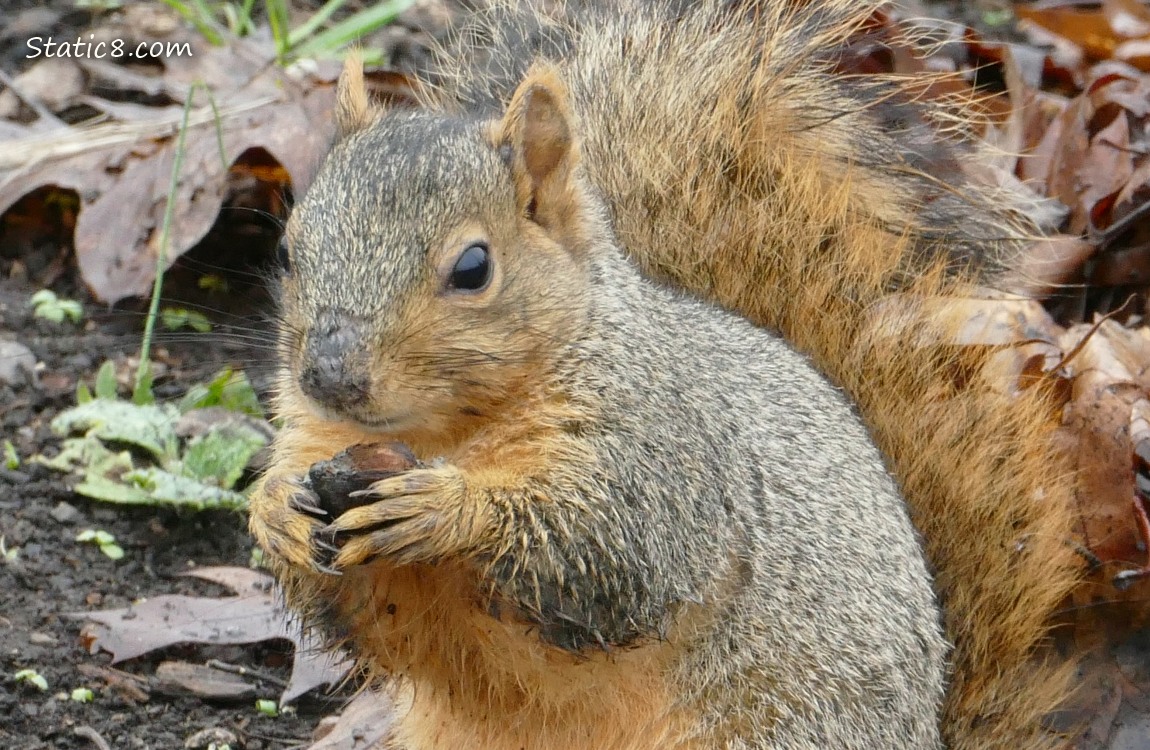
[{"left": 299, "top": 311, "right": 373, "bottom": 412}]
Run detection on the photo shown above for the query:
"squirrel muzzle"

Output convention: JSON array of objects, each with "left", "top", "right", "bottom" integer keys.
[{"left": 298, "top": 308, "right": 374, "bottom": 414}]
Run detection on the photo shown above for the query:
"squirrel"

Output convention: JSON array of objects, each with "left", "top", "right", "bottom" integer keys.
[{"left": 248, "top": 1, "right": 1084, "bottom": 749}]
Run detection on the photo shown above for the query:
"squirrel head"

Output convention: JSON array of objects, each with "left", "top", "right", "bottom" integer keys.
[{"left": 276, "top": 59, "right": 602, "bottom": 442}]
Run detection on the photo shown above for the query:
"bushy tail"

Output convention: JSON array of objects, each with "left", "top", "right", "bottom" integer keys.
[{"left": 433, "top": 2, "right": 1082, "bottom": 748}]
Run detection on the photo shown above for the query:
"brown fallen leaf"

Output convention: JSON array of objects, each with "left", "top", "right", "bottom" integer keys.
[
  {"left": 0, "top": 28, "right": 340, "bottom": 303},
  {"left": 76, "top": 662, "right": 151, "bottom": 704},
  {"left": 1048, "top": 320, "right": 1150, "bottom": 616},
  {"left": 153, "top": 660, "right": 257, "bottom": 701},
  {"left": 1016, "top": 5, "right": 1123, "bottom": 66},
  {"left": 867, "top": 288, "right": 1150, "bottom": 617},
  {"left": 308, "top": 689, "right": 395, "bottom": 750},
  {"left": 1104, "top": 0, "right": 1150, "bottom": 39},
  {"left": 1053, "top": 627, "right": 1150, "bottom": 750},
  {"left": 66, "top": 566, "right": 352, "bottom": 704}
]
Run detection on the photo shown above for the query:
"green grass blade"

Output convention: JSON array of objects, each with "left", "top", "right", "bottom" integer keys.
[
  {"left": 135, "top": 84, "right": 201, "bottom": 403},
  {"left": 266, "top": 0, "right": 292, "bottom": 61},
  {"left": 291, "top": 0, "right": 415, "bottom": 58},
  {"left": 287, "top": 0, "right": 351, "bottom": 49},
  {"left": 159, "top": 0, "right": 224, "bottom": 46}
]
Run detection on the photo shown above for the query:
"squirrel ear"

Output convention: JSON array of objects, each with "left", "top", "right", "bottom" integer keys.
[
  {"left": 497, "top": 69, "right": 578, "bottom": 226},
  {"left": 334, "top": 50, "right": 374, "bottom": 139}
]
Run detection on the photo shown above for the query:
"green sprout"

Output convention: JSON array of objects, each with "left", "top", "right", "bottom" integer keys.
[
  {"left": 75, "top": 529, "right": 125, "bottom": 560},
  {"left": 161, "top": 307, "right": 213, "bottom": 333},
  {"left": 71, "top": 687, "right": 95, "bottom": 702},
  {"left": 14, "top": 669, "right": 48, "bottom": 691},
  {"left": 162, "top": 0, "right": 414, "bottom": 65},
  {"left": 30, "top": 290, "right": 83, "bottom": 324}
]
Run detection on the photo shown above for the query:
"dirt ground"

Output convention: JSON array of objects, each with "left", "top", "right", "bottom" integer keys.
[{"left": 0, "top": 277, "right": 347, "bottom": 749}]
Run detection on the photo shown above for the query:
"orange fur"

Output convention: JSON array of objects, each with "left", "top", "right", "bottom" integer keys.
[{"left": 254, "top": 389, "right": 701, "bottom": 750}]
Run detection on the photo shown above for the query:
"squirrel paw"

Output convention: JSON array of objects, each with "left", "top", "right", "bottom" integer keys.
[
  {"left": 318, "top": 465, "right": 473, "bottom": 569},
  {"left": 251, "top": 476, "right": 342, "bottom": 576}
]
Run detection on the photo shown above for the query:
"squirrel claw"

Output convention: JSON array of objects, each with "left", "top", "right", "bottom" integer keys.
[
  {"left": 290, "top": 493, "right": 331, "bottom": 520},
  {"left": 251, "top": 475, "right": 346, "bottom": 575},
  {"left": 310, "top": 528, "right": 346, "bottom": 571},
  {"left": 317, "top": 466, "right": 474, "bottom": 568},
  {"left": 311, "top": 560, "right": 344, "bottom": 577},
  {"left": 330, "top": 521, "right": 442, "bottom": 568},
  {"left": 312, "top": 534, "right": 342, "bottom": 555}
]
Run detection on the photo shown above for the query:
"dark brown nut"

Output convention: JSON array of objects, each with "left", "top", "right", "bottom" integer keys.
[{"left": 307, "top": 442, "right": 421, "bottom": 518}]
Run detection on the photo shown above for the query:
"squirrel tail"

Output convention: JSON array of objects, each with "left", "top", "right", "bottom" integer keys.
[{"left": 434, "top": 1, "right": 1082, "bottom": 747}]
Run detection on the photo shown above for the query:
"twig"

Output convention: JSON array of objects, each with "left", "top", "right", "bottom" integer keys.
[
  {"left": 74, "top": 726, "right": 112, "bottom": 750},
  {"left": 206, "top": 658, "right": 289, "bottom": 688}
]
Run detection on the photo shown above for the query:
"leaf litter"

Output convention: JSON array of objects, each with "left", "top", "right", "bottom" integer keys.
[
  {"left": 68, "top": 566, "right": 351, "bottom": 705},
  {"left": 0, "top": 3, "right": 342, "bottom": 303},
  {"left": 849, "top": 6, "right": 1150, "bottom": 747},
  {"left": 67, "top": 565, "right": 395, "bottom": 749}
]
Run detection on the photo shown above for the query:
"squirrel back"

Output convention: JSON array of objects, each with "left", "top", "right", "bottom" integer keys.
[{"left": 429, "top": 1, "right": 1082, "bottom": 748}]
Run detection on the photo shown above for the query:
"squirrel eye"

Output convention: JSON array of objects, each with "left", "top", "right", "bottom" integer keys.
[
  {"left": 275, "top": 239, "right": 292, "bottom": 275},
  {"left": 448, "top": 243, "right": 492, "bottom": 292}
]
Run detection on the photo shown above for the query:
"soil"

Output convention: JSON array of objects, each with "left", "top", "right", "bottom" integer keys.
[{"left": 0, "top": 277, "right": 343, "bottom": 750}]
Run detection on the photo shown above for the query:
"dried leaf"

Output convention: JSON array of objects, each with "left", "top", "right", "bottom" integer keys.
[
  {"left": 1055, "top": 629, "right": 1150, "bottom": 749},
  {"left": 307, "top": 689, "right": 395, "bottom": 750},
  {"left": 66, "top": 566, "right": 352, "bottom": 704},
  {"left": 1016, "top": 6, "right": 1121, "bottom": 63},
  {"left": 1054, "top": 322, "right": 1150, "bottom": 595},
  {"left": 0, "top": 35, "right": 339, "bottom": 303},
  {"left": 1103, "top": 0, "right": 1150, "bottom": 39},
  {"left": 153, "top": 660, "right": 257, "bottom": 701}
]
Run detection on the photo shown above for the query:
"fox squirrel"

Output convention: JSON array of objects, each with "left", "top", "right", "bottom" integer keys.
[{"left": 249, "top": 1, "right": 1083, "bottom": 749}]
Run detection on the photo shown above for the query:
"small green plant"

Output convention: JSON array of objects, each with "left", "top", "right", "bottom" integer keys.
[
  {"left": 40, "top": 364, "right": 268, "bottom": 511},
  {"left": 161, "top": 307, "right": 213, "bottom": 333},
  {"left": 70, "top": 687, "right": 95, "bottom": 703},
  {"left": 160, "top": 0, "right": 257, "bottom": 44},
  {"left": 982, "top": 8, "right": 1013, "bottom": 27},
  {"left": 179, "top": 367, "right": 264, "bottom": 417},
  {"left": 14, "top": 669, "right": 48, "bottom": 691},
  {"left": 277, "top": 0, "right": 414, "bottom": 63},
  {"left": 76, "top": 529, "right": 125, "bottom": 560},
  {"left": 37, "top": 87, "right": 269, "bottom": 513},
  {"left": 30, "top": 290, "right": 83, "bottom": 324},
  {"left": 3, "top": 440, "right": 18, "bottom": 470},
  {"left": 255, "top": 698, "right": 279, "bottom": 717},
  {"left": 75, "top": 359, "right": 121, "bottom": 405},
  {"left": 75, "top": 0, "right": 124, "bottom": 9}
]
